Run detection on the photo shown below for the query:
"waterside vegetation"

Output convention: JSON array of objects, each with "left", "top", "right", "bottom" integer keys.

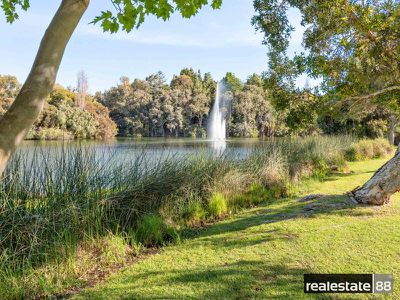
[{"left": 0, "top": 136, "right": 392, "bottom": 299}]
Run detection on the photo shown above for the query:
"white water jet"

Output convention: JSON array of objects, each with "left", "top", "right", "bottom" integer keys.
[
  {"left": 207, "top": 82, "right": 227, "bottom": 153},
  {"left": 207, "top": 82, "right": 226, "bottom": 140}
]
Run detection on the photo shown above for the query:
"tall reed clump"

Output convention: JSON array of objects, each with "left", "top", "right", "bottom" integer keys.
[
  {"left": 0, "top": 135, "right": 386, "bottom": 299},
  {"left": 0, "top": 147, "right": 238, "bottom": 298}
]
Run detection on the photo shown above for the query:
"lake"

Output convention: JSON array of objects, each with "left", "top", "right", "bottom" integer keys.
[{"left": 16, "top": 138, "right": 270, "bottom": 167}]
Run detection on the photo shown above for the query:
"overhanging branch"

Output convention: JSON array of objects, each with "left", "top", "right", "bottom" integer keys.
[{"left": 347, "top": 86, "right": 400, "bottom": 102}]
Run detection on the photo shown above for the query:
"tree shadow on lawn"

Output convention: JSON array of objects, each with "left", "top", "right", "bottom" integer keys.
[
  {"left": 76, "top": 195, "right": 371, "bottom": 300},
  {"left": 188, "top": 194, "right": 372, "bottom": 242},
  {"left": 79, "top": 260, "right": 310, "bottom": 299},
  {"left": 73, "top": 199, "right": 376, "bottom": 299},
  {"left": 321, "top": 170, "right": 375, "bottom": 182}
]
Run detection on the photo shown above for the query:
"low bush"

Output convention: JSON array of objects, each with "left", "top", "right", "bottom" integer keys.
[
  {"left": 207, "top": 192, "right": 228, "bottom": 219},
  {"left": 181, "top": 201, "right": 206, "bottom": 226},
  {"left": 231, "top": 183, "right": 270, "bottom": 209},
  {"left": 345, "top": 138, "right": 393, "bottom": 161},
  {"left": 28, "top": 128, "right": 73, "bottom": 140},
  {"left": 135, "top": 214, "right": 179, "bottom": 247},
  {"left": 326, "top": 152, "right": 348, "bottom": 172}
]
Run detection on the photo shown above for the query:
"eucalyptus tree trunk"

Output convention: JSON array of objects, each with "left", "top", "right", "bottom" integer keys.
[
  {"left": 0, "top": 0, "right": 89, "bottom": 175},
  {"left": 350, "top": 146, "right": 400, "bottom": 205},
  {"left": 388, "top": 115, "right": 397, "bottom": 145}
]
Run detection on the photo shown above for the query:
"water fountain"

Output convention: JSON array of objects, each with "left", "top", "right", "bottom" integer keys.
[{"left": 207, "top": 82, "right": 227, "bottom": 152}]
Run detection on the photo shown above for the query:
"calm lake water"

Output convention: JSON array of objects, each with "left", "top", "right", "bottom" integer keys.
[{"left": 16, "top": 138, "right": 269, "bottom": 166}]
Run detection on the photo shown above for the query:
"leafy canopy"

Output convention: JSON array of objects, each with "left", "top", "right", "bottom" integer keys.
[
  {"left": 252, "top": 0, "right": 400, "bottom": 101},
  {"left": 1, "top": 0, "right": 222, "bottom": 32}
]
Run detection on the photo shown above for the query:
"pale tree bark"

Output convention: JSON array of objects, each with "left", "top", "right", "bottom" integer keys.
[
  {"left": 388, "top": 115, "right": 398, "bottom": 145},
  {"left": 0, "top": 0, "right": 89, "bottom": 175},
  {"left": 350, "top": 146, "right": 400, "bottom": 205}
]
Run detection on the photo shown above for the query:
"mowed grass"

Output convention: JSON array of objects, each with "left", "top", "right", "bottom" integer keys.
[{"left": 73, "top": 157, "right": 400, "bottom": 299}]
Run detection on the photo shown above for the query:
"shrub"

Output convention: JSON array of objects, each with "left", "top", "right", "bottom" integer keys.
[
  {"left": 207, "top": 192, "right": 228, "bottom": 218},
  {"left": 310, "top": 157, "right": 330, "bottom": 178},
  {"left": 231, "top": 194, "right": 251, "bottom": 209},
  {"left": 181, "top": 201, "right": 206, "bottom": 226},
  {"left": 213, "top": 170, "right": 253, "bottom": 200},
  {"left": 326, "top": 152, "right": 348, "bottom": 172},
  {"left": 259, "top": 150, "right": 290, "bottom": 196},
  {"left": 135, "top": 214, "right": 179, "bottom": 247},
  {"left": 371, "top": 138, "right": 393, "bottom": 158},
  {"left": 345, "top": 139, "right": 393, "bottom": 161},
  {"left": 230, "top": 184, "right": 269, "bottom": 210},
  {"left": 31, "top": 128, "right": 73, "bottom": 140}
]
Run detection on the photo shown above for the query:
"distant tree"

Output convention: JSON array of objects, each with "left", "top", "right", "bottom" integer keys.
[
  {"left": 0, "top": 75, "right": 20, "bottom": 117},
  {"left": 224, "top": 72, "right": 243, "bottom": 94},
  {"left": 83, "top": 96, "right": 117, "bottom": 139},
  {"left": 172, "top": 69, "right": 213, "bottom": 137},
  {"left": 99, "top": 69, "right": 215, "bottom": 138},
  {"left": 98, "top": 77, "right": 151, "bottom": 137},
  {"left": 246, "top": 73, "right": 263, "bottom": 88},
  {"left": 203, "top": 72, "right": 217, "bottom": 100},
  {"left": 146, "top": 72, "right": 169, "bottom": 136},
  {"left": 285, "top": 90, "right": 320, "bottom": 136},
  {"left": 76, "top": 70, "right": 88, "bottom": 109},
  {"left": 170, "top": 74, "right": 193, "bottom": 136},
  {"left": 223, "top": 72, "right": 275, "bottom": 138}
]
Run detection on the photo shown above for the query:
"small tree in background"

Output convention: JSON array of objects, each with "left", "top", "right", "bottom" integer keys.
[{"left": 76, "top": 70, "right": 88, "bottom": 109}]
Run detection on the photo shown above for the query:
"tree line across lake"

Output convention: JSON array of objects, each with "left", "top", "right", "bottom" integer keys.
[{"left": 0, "top": 69, "right": 394, "bottom": 140}]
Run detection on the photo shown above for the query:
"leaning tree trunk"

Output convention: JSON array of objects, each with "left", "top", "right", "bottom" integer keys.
[
  {"left": 388, "top": 115, "right": 397, "bottom": 145},
  {"left": 0, "top": 0, "right": 89, "bottom": 175},
  {"left": 350, "top": 147, "right": 400, "bottom": 205}
]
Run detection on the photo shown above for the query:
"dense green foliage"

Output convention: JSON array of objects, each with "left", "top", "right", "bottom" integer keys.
[
  {"left": 0, "top": 76, "right": 117, "bottom": 140},
  {"left": 98, "top": 69, "right": 393, "bottom": 138},
  {"left": 0, "top": 136, "right": 392, "bottom": 298},
  {"left": 1, "top": 0, "right": 222, "bottom": 31},
  {"left": 97, "top": 70, "right": 279, "bottom": 138},
  {"left": 97, "top": 70, "right": 214, "bottom": 138},
  {"left": 252, "top": 0, "right": 400, "bottom": 139},
  {"left": 0, "top": 75, "right": 19, "bottom": 116},
  {"left": 1, "top": 72, "right": 394, "bottom": 139}
]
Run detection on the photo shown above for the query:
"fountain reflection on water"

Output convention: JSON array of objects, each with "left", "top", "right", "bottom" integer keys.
[{"left": 207, "top": 82, "right": 228, "bottom": 153}]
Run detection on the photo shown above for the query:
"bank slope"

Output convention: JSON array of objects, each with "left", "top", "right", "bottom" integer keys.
[{"left": 73, "top": 158, "right": 400, "bottom": 299}]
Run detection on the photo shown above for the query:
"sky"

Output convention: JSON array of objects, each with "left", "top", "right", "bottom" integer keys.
[{"left": 0, "top": 0, "right": 311, "bottom": 93}]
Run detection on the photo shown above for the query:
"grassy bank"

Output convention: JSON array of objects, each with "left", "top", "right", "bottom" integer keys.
[
  {"left": 0, "top": 136, "right": 393, "bottom": 299},
  {"left": 73, "top": 157, "right": 400, "bottom": 299}
]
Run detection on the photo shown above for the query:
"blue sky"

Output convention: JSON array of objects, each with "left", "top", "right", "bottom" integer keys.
[{"left": 0, "top": 0, "right": 310, "bottom": 93}]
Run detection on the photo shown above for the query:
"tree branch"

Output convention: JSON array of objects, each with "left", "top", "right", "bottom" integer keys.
[{"left": 347, "top": 86, "right": 400, "bottom": 101}]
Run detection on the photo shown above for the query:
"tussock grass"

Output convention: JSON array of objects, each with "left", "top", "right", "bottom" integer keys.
[{"left": 0, "top": 135, "right": 387, "bottom": 299}]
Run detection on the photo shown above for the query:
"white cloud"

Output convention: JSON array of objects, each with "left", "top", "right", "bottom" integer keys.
[{"left": 78, "top": 24, "right": 264, "bottom": 49}]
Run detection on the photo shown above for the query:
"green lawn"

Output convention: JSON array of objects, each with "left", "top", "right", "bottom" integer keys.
[{"left": 73, "top": 158, "right": 400, "bottom": 299}]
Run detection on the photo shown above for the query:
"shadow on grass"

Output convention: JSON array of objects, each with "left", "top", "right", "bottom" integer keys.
[
  {"left": 185, "top": 193, "right": 371, "bottom": 242},
  {"left": 322, "top": 170, "right": 375, "bottom": 182},
  {"left": 74, "top": 194, "right": 364, "bottom": 299},
  {"left": 76, "top": 260, "right": 308, "bottom": 299},
  {"left": 73, "top": 172, "right": 378, "bottom": 299}
]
